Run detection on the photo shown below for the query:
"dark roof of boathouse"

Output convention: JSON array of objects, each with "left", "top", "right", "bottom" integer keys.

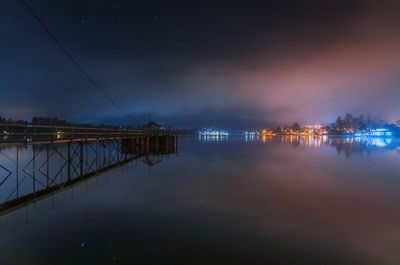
[{"left": 139, "top": 121, "right": 163, "bottom": 130}]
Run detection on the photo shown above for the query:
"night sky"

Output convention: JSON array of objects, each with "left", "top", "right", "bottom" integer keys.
[{"left": 2, "top": 0, "right": 400, "bottom": 128}]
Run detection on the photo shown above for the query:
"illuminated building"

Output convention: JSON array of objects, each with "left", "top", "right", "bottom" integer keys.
[
  {"left": 199, "top": 129, "right": 229, "bottom": 136},
  {"left": 260, "top": 129, "right": 275, "bottom": 136},
  {"left": 354, "top": 128, "right": 392, "bottom": 137}
]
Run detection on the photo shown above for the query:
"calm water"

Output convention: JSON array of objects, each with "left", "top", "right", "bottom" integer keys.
[{"left": 1, "top": 136, "right": 400, "bottom": 265}]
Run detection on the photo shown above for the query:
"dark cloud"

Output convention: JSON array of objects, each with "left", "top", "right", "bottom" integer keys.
[{"left": 1, "top": 0, "right": 400, "bottom": 126}]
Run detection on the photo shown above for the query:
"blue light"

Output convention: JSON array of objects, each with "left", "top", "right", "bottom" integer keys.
[
  {"left": 199, "top": 129, "right": 229, "bottom": 136},
  {"left": 370, "top": 128, "right": 392, "bottom": 137},
  {"left": 371, "top": 137, "right": 392, "bottom": 147},
  {"left": 351, "top": 128, "right": 392, "bottom": 137}
]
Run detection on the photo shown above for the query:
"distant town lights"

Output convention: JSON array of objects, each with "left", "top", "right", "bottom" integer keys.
[
  {"left": 354, "top": 128, "right": 392, "bottom": 137},
  {"left": 199, "top": 130, "right": 229, "bottom": 136}
]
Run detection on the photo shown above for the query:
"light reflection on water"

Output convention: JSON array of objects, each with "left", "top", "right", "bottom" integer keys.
[
  {"left": 242, "top": 134, "right": 395, "bottom": 148},
  {"left": 0, "top": 136, "right": 400, "bottom": 264},
  {"left": 198, "top": 134, "right": 229, "bottom": 142}
]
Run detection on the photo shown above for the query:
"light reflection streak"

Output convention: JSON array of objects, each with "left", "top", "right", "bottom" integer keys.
[
  {"left": 199, "top": 134, "right": 229, "bottom": 142},
  {"left": 235, "top": 135, "right": 399, "bottom": 157}
]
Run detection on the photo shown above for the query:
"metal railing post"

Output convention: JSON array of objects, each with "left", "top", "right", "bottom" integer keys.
[
  {"left": 32, "top": 145, "right": 36, "bottom": 198},
  {"left": 46, "top": 144, "right": 49, "bottom": 187},
  {"left": 16, "top": 147, "right": 19, "bottom": 199},
  {"left": 67, "top": 142, "right": 71, "bottom": 180},
  {"left": 80, "top": 141, "right": 83, "bottom": 176}
]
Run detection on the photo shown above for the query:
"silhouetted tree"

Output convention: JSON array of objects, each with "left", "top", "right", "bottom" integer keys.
[
  {"left": 336, "top": 116, "right": 344, "bottom": 131},
  {"left": 291, "top": 122, "right": 301, "bottom": 132},
  {"left": 344, "top": 113, "right": 353, "bottom": 127}
]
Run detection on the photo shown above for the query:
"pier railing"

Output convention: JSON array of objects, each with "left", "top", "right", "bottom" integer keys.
[{"left": 0, "top": 135, "right": 177, "bottom": 215}]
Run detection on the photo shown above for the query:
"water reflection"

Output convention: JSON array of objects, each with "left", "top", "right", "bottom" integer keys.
[
  {"left": 199, "top": 134, "right": 229, "bottom": 142},
  {"left": 244, "top": 135, "right": 399, "bottom": 157},
  {"left": 0, "top": 136, "right": 400, "bottom": 264},
  {"left": 0, "top": 137, "right": 177, "bottom": 239},
  {"left": 0, "top": 136, "right": 177, "bottom": 216}
]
